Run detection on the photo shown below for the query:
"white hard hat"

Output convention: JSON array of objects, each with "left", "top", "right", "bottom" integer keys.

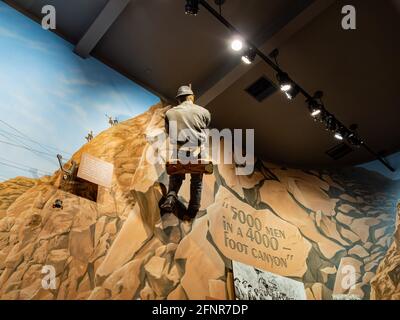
[{"left": 176, "top": 85, "right": 194, "bottom": 98}]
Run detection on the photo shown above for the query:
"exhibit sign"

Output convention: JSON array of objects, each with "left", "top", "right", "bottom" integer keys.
[
  {"left": 77, "top": 153, "right": 114, "bottom": 188},
  {"left": 208, "top": 187, "right": 312, "bottom": 278},
  {"left": 232, "top": 261, "right": 307, "bottom": 300}
]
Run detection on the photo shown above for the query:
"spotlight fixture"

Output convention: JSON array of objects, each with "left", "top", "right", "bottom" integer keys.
[
  {"left": 185, "top": 0, "right": 199, "bottom": 15},
  {"left": 276, "top": 72, "right": 292, "bottom": 92},
  {"left": 324, "top": 114, "right": 337, "bottom": 132},
  {"left": 334, "top": 126, "right": 349, "bottom": 141},
  {"left": 276, "top": 72, "right": 299, "bottom": 99},
  {"left": 348, "top": 132, "right": 363, "bottom": 147},
  {"left": 311, "top": 108, "right": 321, "bottom": 117},
  {"left": 231, "top": 39, "right": 243, "bottom": 51},
  {"left": 284, "top": 85, "right": 300, "bottom": 100},
  {"left": 241, "top": 47, "right": 256, "bottom": 64},
  {"left": 334, "top": 132, "right": 344, "bottom": 141},
  {"left": 307, "top": 99, "right": 323, "bottom": 117},
  {"left": 347, "top": 125, "right": 363, "bottom": 147}
]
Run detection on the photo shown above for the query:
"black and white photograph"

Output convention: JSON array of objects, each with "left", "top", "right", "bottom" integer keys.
[{"left": 233, "top": 261, "right": 307, "bottom": 300}]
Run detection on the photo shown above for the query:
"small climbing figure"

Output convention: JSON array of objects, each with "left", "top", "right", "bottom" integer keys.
[
  {"left": 160, "top": 85, "right": 211, "bottom": 221},
  {"left": 85, "top": 130, "right": 94, "bottom": 142},
  {"left": 105, "top": 114, "right": 119, "bottom": 127}
]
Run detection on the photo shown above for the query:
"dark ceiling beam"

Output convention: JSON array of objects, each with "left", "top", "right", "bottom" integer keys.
[
  {"left": 4, "top": 0, "right": 172, "bottom": 107},
  {"left": 74, "top": 0, "right": 131, "bottom": 59}
]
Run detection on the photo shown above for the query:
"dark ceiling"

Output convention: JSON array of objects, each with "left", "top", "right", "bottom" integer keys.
[
  {"left": 207, "top": 0, "right": 400, "bottom": 168},
  {"left": 4, "top": 0, "right": 314, "bottom": 100},
  {"left": 3, "top": 0, "right": 400, "bottom": 169},
  {"left": 92, "top": 0, "right": 314, "bottom": 100}
]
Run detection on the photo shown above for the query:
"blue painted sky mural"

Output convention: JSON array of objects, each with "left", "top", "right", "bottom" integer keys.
[
  {"left": 0, "top": 2, "right": 160, "bottom": 181},
  {"left": 360, "top": 151, "right": 400, "bottom": 181}
]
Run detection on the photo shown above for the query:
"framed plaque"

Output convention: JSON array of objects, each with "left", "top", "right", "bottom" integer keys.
[{"left": 77, "top": 153, "right": 114, "bottom": 188}]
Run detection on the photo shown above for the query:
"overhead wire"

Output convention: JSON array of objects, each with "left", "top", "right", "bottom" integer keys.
[
  {"left": 0, "top": 156, "right": 52, "bottom": 175},
  {"left": 0, "top": 119, "right": 72, "bottom": 156}
]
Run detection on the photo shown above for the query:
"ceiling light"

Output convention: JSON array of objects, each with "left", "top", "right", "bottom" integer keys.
[
  {"left": 277, "top": 72, "right": 299, "bottom": 99},
  {"left": 334, "top": 126, "right": 348, "bottom": 141},
  {"left": 185, "top": 0, "right": 199, "bottom": 15},
  {"left": 231, "top": 39, "right": 243, "bottom": 51},
  {"left": 324, "top": 115, "right": 337, "bottom": 132},
  {"left": 311, "top": 109, "right": 321, "bottom": 117},
  {"left": 284, "top": 85, "right": 300, "bottom": 100},
  {"left": 307, "top": 99, "right": 323, "bottom": 118},
  {"left": 241, "top": 47, "right": 256, "bottom": 64},
  {"left": 276, "top": 72, "right": 292, "bottom": 92},
  {"left": 241, "top": 56, "right": 252, "bottom": 64},
  {"left": 334, "top": 132, "right": 344, "bottom": 140},
  {"left": 348, "top": 133, "right": 363, "bottom": 147}
]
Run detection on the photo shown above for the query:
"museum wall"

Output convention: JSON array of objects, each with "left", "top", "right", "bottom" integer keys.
[
  {"left": 0, "top": 1, "right": 160, "bottom": 182},
  {"left": 0, "top": 0, "right": 399, "bottom": 301},
  {"left": 0, "top": 103, "right": 399, "bottom": 300}
]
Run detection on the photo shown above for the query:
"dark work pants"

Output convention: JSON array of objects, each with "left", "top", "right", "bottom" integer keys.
[{"left": 168, "top": 174, "right": 203, "bottom": 211}]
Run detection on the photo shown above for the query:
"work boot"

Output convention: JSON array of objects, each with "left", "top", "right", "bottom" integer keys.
[{"left": 160, "top": 193, "right": 178, "bottom": 213}]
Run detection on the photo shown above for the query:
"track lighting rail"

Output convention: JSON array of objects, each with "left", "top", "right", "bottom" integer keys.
[{"left": 195, "top": 0, "right": 394, "bottom": 172}]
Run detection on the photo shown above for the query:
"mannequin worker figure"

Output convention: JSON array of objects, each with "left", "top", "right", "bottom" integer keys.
[{"left": 160, "top": 85, "right": 211, "bottom": 219}]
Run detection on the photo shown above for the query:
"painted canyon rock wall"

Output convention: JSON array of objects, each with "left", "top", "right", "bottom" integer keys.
[
  {"left": 370, "top": 204, "right": 400, "bottom": 300},
  {"left": 0, "top": 103, "right": 399, "bottom": 300}
]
